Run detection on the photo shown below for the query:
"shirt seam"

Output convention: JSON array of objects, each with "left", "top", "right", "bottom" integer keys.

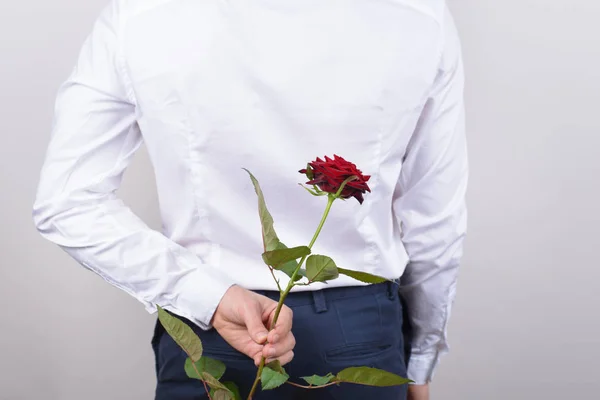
[{"left": 114, "top": 2, "right": 137, "bottom": 106}]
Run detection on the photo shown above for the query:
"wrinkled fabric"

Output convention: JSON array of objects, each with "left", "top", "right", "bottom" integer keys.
[{"left": 33, "top": 0, "right": 467, "bottom": 384}]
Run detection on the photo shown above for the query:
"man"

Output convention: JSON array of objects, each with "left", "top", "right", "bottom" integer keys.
[{"left": 33, "top": 0, "right": 467, "bottom": 399}]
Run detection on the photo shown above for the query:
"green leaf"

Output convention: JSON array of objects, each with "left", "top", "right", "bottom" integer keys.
[
  {"left": 243, "top": 169, "right": 280, "bottom": 252},
  {"left": 335, "top": 367, "right": 412, "bottom": 387},
  {"left": 202, "top": 372, "right": 232, "bottom": 392},
  {"left": 261, "top": 360, "right": 290, "bottom": 390},
  {"left": 210, "top": 390, "right": 233, "bottom": 400},
  {"left": 337, "top": 268, "right": 388, "bottom": 284},
  {"left": 306, "top": 255, "right": 340, "bottom": 283},
  {"left": 262, "top": 246, "right": 310, "bottom": 268},
  {"left": 298, "top": 184, "right": 327, "bottom": 196},
  {"left": 305, "top": 163, "right": 314, "bottom": 180},
  {"left": 208, "top": 380, "right": 241, "bottom": 400},
  {"left": 333, "top": 175, "right": 359, "bottom": 199},
  {"left": 221, "top": 382, "right": 242, "bottom": 400},
  {"left": 157, "top": 306, "right": 203, "bottom": 362},
  {"left": 273, "top": 242, "right": 304, "bottom": 281},
  {"left": 301, "top": 373, "right": 336, "bottom": 386},
  {"left": 185, "top": 357, "right": 226, "bottom": 380},
  {"left": 265, "top": 360, "right": 286, "bottom": 374},
  {"left": 299, "top": 184, "right": 319, "bottom": 196}
]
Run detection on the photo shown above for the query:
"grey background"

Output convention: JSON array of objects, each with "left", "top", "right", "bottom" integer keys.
[{"left": 1, "top": 0, "right": 598, "bottom": 399}]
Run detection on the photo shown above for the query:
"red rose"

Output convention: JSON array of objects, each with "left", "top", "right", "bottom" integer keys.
[{"left": 299, "top": 155, "right": 371, "bottom": 204}]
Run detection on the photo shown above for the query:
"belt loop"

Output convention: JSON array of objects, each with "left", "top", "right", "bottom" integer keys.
[
  {"left": 312, "top": 290, "right": 328, "bottom": 313},
  {"left": 387, "top": 279, "right": 398, "bottom": 300}
]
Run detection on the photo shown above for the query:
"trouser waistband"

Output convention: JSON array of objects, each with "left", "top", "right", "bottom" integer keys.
[{"left": 253, "top": 281, "right": 399, "bottom": 314}]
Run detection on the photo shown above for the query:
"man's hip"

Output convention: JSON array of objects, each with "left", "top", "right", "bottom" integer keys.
[{"left": 152, "top": 282, "right": 409, "bottom": 399}]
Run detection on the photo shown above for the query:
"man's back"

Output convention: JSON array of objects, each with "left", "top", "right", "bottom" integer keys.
[{"left": 34, "top": 1, "right": 466, "bottom": 398}]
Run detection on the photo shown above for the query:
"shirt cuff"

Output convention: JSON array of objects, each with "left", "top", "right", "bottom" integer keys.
[
  {"left": 407, "top": 352, "right": 441, "bottom": 385},
  {"left": 147, "top": 265, "right": 234, "bottom": 331}
]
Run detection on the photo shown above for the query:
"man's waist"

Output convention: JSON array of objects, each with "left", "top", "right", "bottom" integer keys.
[{"left": 252, "top": 280, "right": 400, "bottom": 307}]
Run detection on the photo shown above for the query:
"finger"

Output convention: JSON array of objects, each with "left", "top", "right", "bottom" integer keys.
[
  {"left": 267, "top": 306, "right": 293, "bottom": 342},
  {"left": 243, "top": 341, "right": 264, "bottom": 361},
  {"left": 253, "top": 353, "right": 264, "bottom": 367},
  {"left": 266, "top": 350, "right": 294, "bottom": 366},
  {"left": 243, "top": 305, "right": 270, "bottom": 345},
  {"left": 263, "top": 332, "right": 296, "bottom": 359}
]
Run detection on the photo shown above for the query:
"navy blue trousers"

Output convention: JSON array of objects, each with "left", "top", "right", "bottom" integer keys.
[{"left": 152, "top": 282, "right": 412, "bottom": 399}]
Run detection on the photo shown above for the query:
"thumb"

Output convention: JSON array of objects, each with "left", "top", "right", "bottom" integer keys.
[{"left": 243, "top": 303, "right": 269, "bottom": 344}]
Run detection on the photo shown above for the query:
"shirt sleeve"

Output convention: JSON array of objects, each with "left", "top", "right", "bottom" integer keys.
[
  {"left": 393, "top": 7, "right": 468, "bottom": 384},
  {"left": 32, "top": 0, "right": 232, "bottom": 330}
]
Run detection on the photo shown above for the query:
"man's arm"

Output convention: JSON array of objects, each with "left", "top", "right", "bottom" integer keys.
[
  {"left": 32, "top": 0, "right": 232, "bottom": 329},
  {"left": 393, "top": 7, "right": 467, "bottom": 394}
]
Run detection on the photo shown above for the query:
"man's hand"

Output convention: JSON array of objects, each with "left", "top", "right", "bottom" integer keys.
[
  {"left": 211, "top": 285, "right": 296, "bottom": 366},
  {"left": 408, "top": 384, "right": 430, "bottom": 400}
]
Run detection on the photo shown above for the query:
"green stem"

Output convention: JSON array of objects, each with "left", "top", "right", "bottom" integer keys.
[
  {"left": 202, "top": 380, "right": 214, "bottom": 400},
  {"left": 192, "top": 363, "right": 213, "bottom": 400},
  {"left": 308, "top": 195, "right": 335, "bottom": 250},
  {"left": 247, "top": 358, "right": 264, "bottom": 399},
  {"left": 286, "top": 381, "right": 339, "bottom": 389},
  {"left": 268, "top": 266, "right": 283, "bottom": 293},
  {"left": 246, "top": 195, "right": 336, "bottom": 400}
]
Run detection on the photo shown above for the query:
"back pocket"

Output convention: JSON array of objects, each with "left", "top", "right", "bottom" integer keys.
[
  {"left": 325, "top": 341, "right": 392, "bottom": 363},
  {"left": 331, "top": 292, "right": 386, "bottom": 345}
]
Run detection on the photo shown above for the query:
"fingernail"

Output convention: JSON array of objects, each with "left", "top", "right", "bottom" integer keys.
[{"left": 257, "top": 332, "right": 268, "bottom": 342}]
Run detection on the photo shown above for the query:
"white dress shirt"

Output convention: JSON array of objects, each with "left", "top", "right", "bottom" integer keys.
[{"left": 33, "top": 0, "right": 467, "bottom": 384}]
